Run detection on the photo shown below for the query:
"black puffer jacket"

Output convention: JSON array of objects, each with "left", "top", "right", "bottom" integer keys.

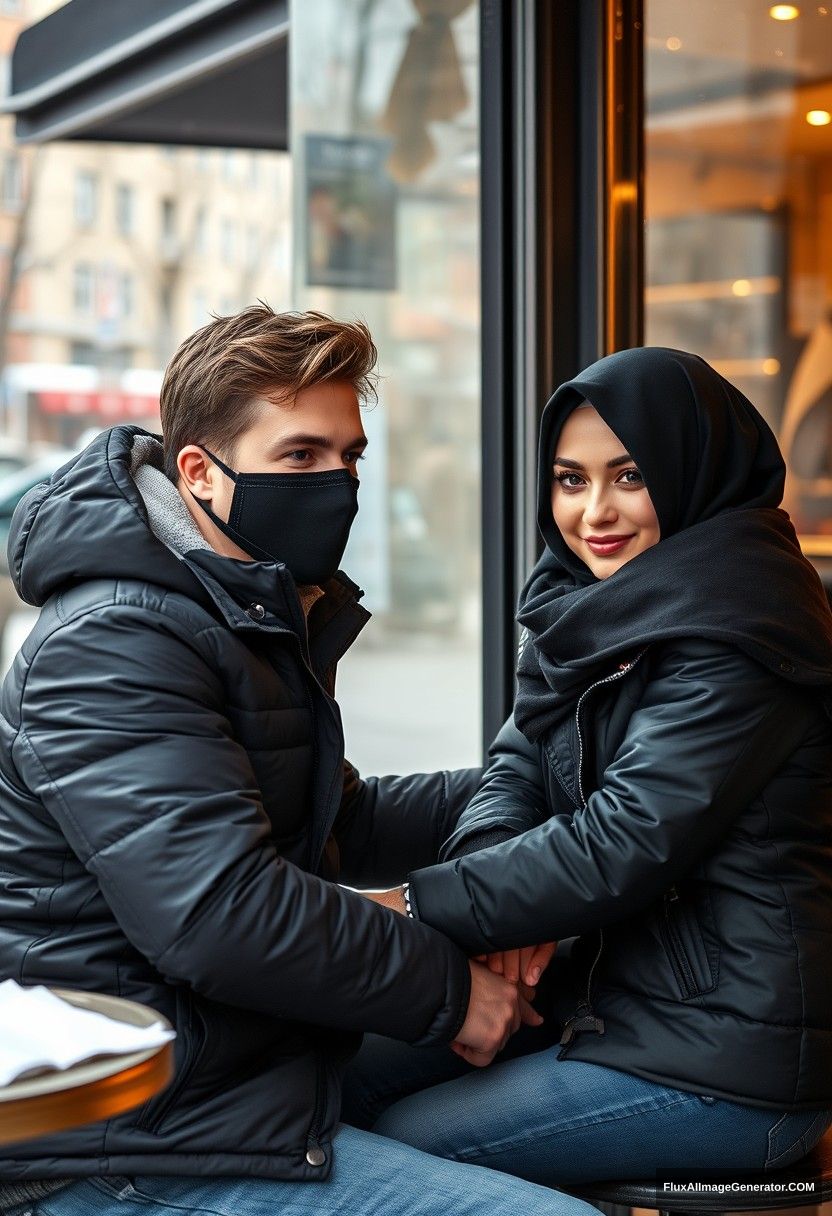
[
  {"left": 0, "top": 426, "right": 476, "bottom": 1182},
  {"left": 410, "top": 344, "right": 832, "bottom": 1112},
  {"left": 411, "top": 637, "right": 832, "bottom": 1108}
]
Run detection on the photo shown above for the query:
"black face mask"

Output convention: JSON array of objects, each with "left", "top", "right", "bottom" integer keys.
[{"left": 192, "top": 446, "right": 359, "bottom": 585}]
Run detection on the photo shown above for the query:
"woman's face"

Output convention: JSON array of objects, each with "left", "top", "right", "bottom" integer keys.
[{"left": 551, "top": 404, "right": 660, "bottom": 578}]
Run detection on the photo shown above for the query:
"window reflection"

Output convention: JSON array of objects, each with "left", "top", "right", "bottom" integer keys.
[{"left": 645, "top": 0, "right": 832, "bottom": 545}]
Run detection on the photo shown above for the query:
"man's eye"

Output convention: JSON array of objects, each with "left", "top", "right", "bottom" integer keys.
[
  {"left": 287, "top": 450, "right": 312, "bottom": 462},
  {"left": 345, "top": 451, "right": 366, "bottom": 465}
]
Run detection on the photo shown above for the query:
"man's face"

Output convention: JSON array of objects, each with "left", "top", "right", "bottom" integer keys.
[{"left": 179, "top": 380, "right": 366, "bottom": 560}]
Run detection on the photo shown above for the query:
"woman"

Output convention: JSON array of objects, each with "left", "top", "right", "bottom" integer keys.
[{"left": 350, "top": 347, "right": 832, "bottom": 1186}]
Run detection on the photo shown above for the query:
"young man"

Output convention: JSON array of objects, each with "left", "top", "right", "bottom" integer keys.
[{"left": 0, "top": 307, "right": 593, "bottom": 1216}]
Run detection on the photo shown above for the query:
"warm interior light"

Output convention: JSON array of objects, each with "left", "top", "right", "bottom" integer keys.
[
  {"left": 732, "top": 279, "right": 752, "bottom": 297},
  {"left": 769, "top": 4, "right": 800, "bottom": 18},
  {"left": 666, "top": 36, "right": 682, "bottom": 50},
  {"left": 806, "top": 109, "right": 832, "bottom": 125},
  {"left": 763, "top": 359, "right": 781, "bottom": 376}
]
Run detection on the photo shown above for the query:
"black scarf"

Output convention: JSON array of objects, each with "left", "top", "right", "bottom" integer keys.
[{"left": 514, "top": 347, "right": 832, "bottom": 743}]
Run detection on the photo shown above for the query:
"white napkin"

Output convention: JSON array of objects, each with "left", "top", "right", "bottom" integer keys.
[{"left": 0, "top": 979, "right": 175, "bottom": 1088}]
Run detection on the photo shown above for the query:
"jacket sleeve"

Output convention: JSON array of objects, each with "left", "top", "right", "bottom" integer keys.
[
  {"left": 438, "top": 714, "right": 550, "bottom": 862},
  {"left": 13, "top": 602, "right": 470, "bottom": 1046},
  {"left": 408, "top": 640, "right": 808, "bottom": 955},
  {"left": 333, "top": 763, "right": 483, "bottom": 887}
]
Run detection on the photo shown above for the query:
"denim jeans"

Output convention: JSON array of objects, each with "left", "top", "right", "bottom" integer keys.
[
  {"left": 7, "top": 1125, "right": 602, "bottom": 1216},
  {"left": 341, "top": 1028, "right": 832, "bottom": 1189}
]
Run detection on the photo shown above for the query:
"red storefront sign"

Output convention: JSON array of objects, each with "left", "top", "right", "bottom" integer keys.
[{"left": 37, "top": 390, "right": 159, "bottom": 420}]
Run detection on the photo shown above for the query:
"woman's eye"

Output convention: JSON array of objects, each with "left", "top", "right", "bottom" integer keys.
[
  {"left": 554, "top": 470, "right": 585, "bottom": 488},
  {"left": 618, "top": 468, "right": 644, "bottom": 485}
]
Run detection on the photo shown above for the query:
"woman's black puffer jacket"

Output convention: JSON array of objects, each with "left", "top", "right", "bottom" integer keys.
[{"left": 410, "top": 635, "right": 832, "bottom": 1109}]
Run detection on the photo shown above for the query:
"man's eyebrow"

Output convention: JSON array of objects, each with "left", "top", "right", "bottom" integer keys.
[
  {"left": 553, "top": 453, "right": 632, "bottom": 470},
  {"left": 269, "top": 433, "right": 369, "bottom": 452}
]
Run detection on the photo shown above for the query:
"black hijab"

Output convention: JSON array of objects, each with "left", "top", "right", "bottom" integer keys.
[{"left": 514, "top": 347, "right": 832, "bottom": 743}]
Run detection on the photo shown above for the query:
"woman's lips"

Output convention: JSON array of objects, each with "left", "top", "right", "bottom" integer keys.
[{"left": 584, "top": 535, "right": 635, "bottom": 556}]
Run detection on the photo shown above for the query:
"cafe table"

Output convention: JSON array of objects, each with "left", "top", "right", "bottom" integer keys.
[{"left": 0, "top": 989, "right": 174, "bottom": 1146}]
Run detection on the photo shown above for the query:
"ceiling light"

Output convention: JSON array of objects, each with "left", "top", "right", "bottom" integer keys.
[
  {"left": 769, "top": 4, "right": 800, "bottom": 18},
  {"left": 763, "top": 359, "right": 781, "bottom": 376},
  {"left": 806, "top": 109, "right": 832, "bottom": 125},
  {"left": 666, "top": 36, "right": 682, "bottom": 50},
  {"left": 732, "top": 279, "right": 752, "bottom": 297}
]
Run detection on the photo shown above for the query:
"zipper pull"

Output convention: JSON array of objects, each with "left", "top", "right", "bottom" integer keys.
[
  {"left": 667, "top": 884, "right": 679, "bottom": 902},
  {"left": 559, "top": 1008, "right": 605, "bottom": 1046}
]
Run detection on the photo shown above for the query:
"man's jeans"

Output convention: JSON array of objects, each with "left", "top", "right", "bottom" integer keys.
[
  {"left": 6, "top": 1126, "right": 602, "bottom": 1216},
  {"left": 341, "top": 1028, "right": 832, "bottom": 1188}
]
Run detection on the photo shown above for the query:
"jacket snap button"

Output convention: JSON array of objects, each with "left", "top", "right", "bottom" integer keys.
[
  {"left": 779, "top": 660, "right": 795, "bottom": 673},
  {"left": 306, "top": 1146, "right": 326, "bottom": 1167},
  {"left": 246, "top": 603, "right": 266, "bottom": 621}
]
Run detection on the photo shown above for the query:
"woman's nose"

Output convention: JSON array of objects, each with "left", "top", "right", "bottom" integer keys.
[{"left": 583, "top": 485, "right": 618, "bottom": 526}]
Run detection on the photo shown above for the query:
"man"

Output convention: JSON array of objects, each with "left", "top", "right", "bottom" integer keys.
[{"left": 0, "top": 307, "right": 592, "bottom": 1216}]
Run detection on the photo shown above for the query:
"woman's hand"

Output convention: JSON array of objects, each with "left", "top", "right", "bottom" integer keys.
[
  {"left": 474, "top": 942, "right": 558, "bottom": 988},
  {"left": 351, "top": 886, "right": 407, "bottom": 915}
]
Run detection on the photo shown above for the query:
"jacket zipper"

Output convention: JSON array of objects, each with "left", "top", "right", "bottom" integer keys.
[
  {"left": 661, "top": 884, "right": 697, "bottom": 998},
  {"left": 137, "top": 1002, "right": 203, "bottom": 1133},
  {"left": 559, "top": 650, "right": 646, "bottom": 1054},
  {"left": 304, "top": 1052, "right": 328, "bottom": 1167}
]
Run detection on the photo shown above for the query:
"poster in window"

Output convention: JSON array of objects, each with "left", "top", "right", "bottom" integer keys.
[{"left": 304, "top": 135, "right": 397, "bottom": 292}]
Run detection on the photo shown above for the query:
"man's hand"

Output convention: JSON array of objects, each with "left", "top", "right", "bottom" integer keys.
[
  {"left": 450, "top": 960, "right": 543, "bottom": 1068},
  {"left": 474, "top": 942, "right": 558, "bottom": 988}
]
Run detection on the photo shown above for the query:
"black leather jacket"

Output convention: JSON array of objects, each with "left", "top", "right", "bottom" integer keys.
[
  {"left": 0, "top": 426, "right": 477, "bottom": 1183},
  {"left": 410, "top": 638, "right": 832, "bottom": 1109}
]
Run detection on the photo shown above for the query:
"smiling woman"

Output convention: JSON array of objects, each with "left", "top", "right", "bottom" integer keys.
[{"left": 551, "top": 403, "right": 661, "bottom": 579}]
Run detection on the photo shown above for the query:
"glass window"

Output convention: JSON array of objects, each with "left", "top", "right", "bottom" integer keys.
[
  {"left": 72, "top": 263, "right": 94, "bottom": 313},
  {"left": 74, "top": 170, "right": 97, "bottom": 227},
  {"left": 645, "top": 2, "right": 832, "bottom": 558},
  {"left": 115, "top": 182, "right": 134, "bottom": 237},
  {"left": 290, "top": 0, "right": 482, "bottom": 773}
]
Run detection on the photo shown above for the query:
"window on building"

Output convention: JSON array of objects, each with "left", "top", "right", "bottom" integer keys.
[
  {"left": 74, "top": 171, "right": 98, "bottom": 227},
  {"left": 70, "top": 340, "right": 96, "bottom": 365},
  {"left": 115, "top": 182, "right": 134, "bottom": 237},
  {"left": 220, "top": 218, "right": 236, "bottom": 262},
  {"left": 120, "top": 272, "right": 134, "bottom": 319},
  {"left": 73, "top": 264, "right": 94, "bottom": 313},
  {"left": 161, "top": 197, "right": 177, "bottom": 240},
  {"left": 194, "top": 205, "right": 208, "bottom": 255},
  {"left": 192, "top": 287, "right": 208, "bottom": 329},
  {"left": 1, "top": 153, "right": 22, "bottom": 212},
  {"left": 246, "top": 224, "right": 259, "bottom": 270}
]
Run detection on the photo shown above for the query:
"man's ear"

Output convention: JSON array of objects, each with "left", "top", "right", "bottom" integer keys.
[{"left": 177, "top": 446, "right": 215, "bottom": 500}]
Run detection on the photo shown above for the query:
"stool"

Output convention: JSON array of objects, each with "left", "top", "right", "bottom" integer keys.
[{"left": 567, "top": 1125, "right": 832, "bottom": 1216}]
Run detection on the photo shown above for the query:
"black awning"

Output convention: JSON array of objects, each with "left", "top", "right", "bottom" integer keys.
[{"left": 3, "top": 0, "right": 289, "bottom": 149}]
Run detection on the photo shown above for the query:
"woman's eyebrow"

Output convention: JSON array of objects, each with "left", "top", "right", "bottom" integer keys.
[{"left": 553, "top": 454, "right": 633, "bottom": 470}]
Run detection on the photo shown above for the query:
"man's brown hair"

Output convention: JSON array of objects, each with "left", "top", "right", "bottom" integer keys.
[{"left": 160, "top": 303, "right": 378, "bottom": 482}]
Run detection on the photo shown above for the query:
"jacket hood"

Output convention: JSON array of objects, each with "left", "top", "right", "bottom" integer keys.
[{"left": 9, "top": 426, "right": 206, "bottom": 608}]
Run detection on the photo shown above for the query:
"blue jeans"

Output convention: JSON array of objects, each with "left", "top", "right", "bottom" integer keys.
[
  {"left": 9, "top": 1125, "right": 602, "bottom": 1216},
  {"left": 341, "top": 1029, "right": 832, "bottom": 1187}
]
